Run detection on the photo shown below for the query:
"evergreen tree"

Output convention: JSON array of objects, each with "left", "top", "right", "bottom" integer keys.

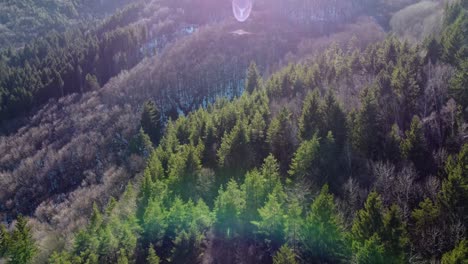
[
  {"left": 116, "top": 249, "right": 129, "bottom": 264},
  {"left": 242, "top": 170, "right": 267, "bottom": 232},
  {"left": 0, "top": 224, "right": 9, "bottom": 258},
  {"left": 352, "top": 192, "right": 384, "bottom": 243},
  {"left": 141, "top": 100, "right": 162, "bottom": 145},
  {"left": 214, "top": 180, "right": 245, "bottom": 238},
  {"left": 353, "top": 234, "right": 386, "bottom": 264},
  {"left": 7, "top": 216, "right": 37, "bottom": 264},
  {"left": 129, "top": 128, "right": 154, "bottom": 157},
  {"left": 439, "top": 144, "right": 468, "bottom": 220},
  {"left": 267, "top": 108, "right": 296, "bottom": 173},
  {"left": 449, "top": 59, "right": 468, "bottom": 111},
  {"left": 299, "top": 90, "right": 322, "bottom": 141},
  {"left": 288, "top": 135, "right": 320, "bottom": 183},
  {"left": 260, "top": 154, "right": 281, "bottom": 194},
  {"left": 320, "top": 91, "right": 348, "bottom": 148},
  {"left": 147, "top": 244, "right": 160, "bottom": 264},
  {"left": 217, "top": 119, "right": 253, "bottom": 170},
  {"left": 400, "top": 116, "right": 432, "bottom": 175},
  {"left": 351, "top": 88, "right": 384, "bottom": 159},
  {"left": 245, "top": 61, "right": 261, "bottom": 93},
  {"left": 300, "top": 185, "right": 349, "bottom": 263},
  {"left": 273, "top": 245, "right": 298, "bottom": 264},
  {"left": 381, "top": 205, "right": 409, "bottom": 263},
  {"left": 253, "top": 186, "right": 287, "bottom": 245},
  {"left": 441, "top": 239, "right": 468, "bottom": 264}
]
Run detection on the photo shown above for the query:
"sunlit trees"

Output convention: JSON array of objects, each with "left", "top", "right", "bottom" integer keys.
[
  {"left": 6, "top": 216, "right": 37, "bottom": 264},
  {"left": 300, "top": 185, "right": 349, "bottom": 263},
  {"left": 254, "top": 185, "right": 287, "bottom": 246},
  {"left": 441, "top": 239, "right": 468, "bottom": 264},
  {"left": 147, "top": 244, "right": 160, "bottom": 264},
  {"left": 288, "top": 135, "right": 320, "bottom": 183},
  {"left": 214, "top": 180, "right": 245, "bottom": 238},
  {"left": 273, "top": 245, "right": 298, "bottom": 264},
  {"left": 352, "top": 192, "right": 409, "bottom": 263}
]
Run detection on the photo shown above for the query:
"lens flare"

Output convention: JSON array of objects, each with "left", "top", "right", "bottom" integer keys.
[{"left": 232, "top": 0, "right": 252, "bottom": 22}]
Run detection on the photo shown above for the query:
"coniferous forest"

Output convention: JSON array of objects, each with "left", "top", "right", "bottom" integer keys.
[{"left": 0, "top": 0, "right": 467, "bottom": 263}]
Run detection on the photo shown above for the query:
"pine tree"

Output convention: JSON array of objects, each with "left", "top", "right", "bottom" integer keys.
[
  {"left": 352, "top": 87, "right": 384, "bottom": 160},
  {"left": 449, "top": 59, "right": 468, "bottom": 110},
  {"left": 245, "top": 61, "right": 261, "bottom": 93},
  {"left": 273, "top": 245, "right": 298, "bottom": 264},
  {"left": 214, "top": 180, "right": 245, "bottom": 238},
  {"left": 299, "top": 90, "right": 322, "bottom": 141},
  {"left": 253, "top": 186, "right": 287, "bottom": 244},
  {"left": 284, "top": 198, "right": 302, "bottom": 252},
  {"left": 141, "top": 100, "right": 162, "bottom": 145},
  {"left": 352, "top": 192, "right": 384, "bottom": 243},
  {"left": 439, "top": 144, "right": 468, "bottom": 220},
  {"left": 7, "top": 216, "right": 37, "bottom": 264},
  {"left": 300, "top": 185, "right": 349, "bottom": 263},
  {"left": 288, "top": 135, "right": 320, "bottom": 183},
  {"left": 147, "top": 244, "right": 160, "bottom": 264},
  {"left": 381, "top": 205, "right": 409, "bottom": 263},
  {"left": 0, "top": 224, "right": 9, "bottom": 257},
  {"left": 441, "top": 239, "right": 468, "bottom": 264},
  {"left": 320, "top": 91, "right": 348, "bottom": 147},
  {"left": 267, "top": 108, "right": 296, "bottom": 173},
  {"left": 242, "top": 170, "right": 267, "bottom": 232},
  {"left": 353, "top": 234, "right": 385, "bottom": 264},
  {"left": 400, "top": 116, "right": 432, "bottom": 174},
  {"left": 116, "top": 249, "right": 129, "bottom": 264},
  {"left": 261, "top": 154, "right": 281, "bottom": 194}
]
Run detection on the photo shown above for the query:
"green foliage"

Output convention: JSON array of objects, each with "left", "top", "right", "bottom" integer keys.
[
  {"left": 6, "top": 216, "right": 37, "bottom": 264},
  {"left": 300, "top": 185, "right": 349, "bottom": 263},
  {"left": 253, "top": 184, "right": 287, "bottom": 244},
  {"left": 273, "top": 245, "right": 298, "bottom": 264},
  {"left": 351, "top": 88, "right": 385, "bottom": 159},
  {"left": 0, "top": 224, "right": 9, "bottom": 257},
  {"left": 299, "top": 90, "right": 322, "bottom": 140},
  {"left": 353, "top": 234, "right": 386, "bottom": 264},
  {"left": 441, "top": 239, "right": 468, "bottom": 264},
  {"left": 439, "top": 144, "right": 468, "bottom": 220},
  {"left": 400, "top": 116, "right": 432, "bottom": 174},
  {"left": 288, "top": 135, "right": 320, "bottom": 182},
  {"left": 245, "top": 61, "right": 262, "bottom": 93},
  {"left": 217, "top": 119, "right": 253, "bottom": 170},
  {"left": 352, "top": 192, "right": 409, "bottom": 263},
  {"left": 267, "top": 108, "right": 296, "bottom": 173},
  {"left": 129, "top": 128, "right": 154, "bottom": 157},
  {"left": 449, "top": 59, "right": 468, "bottom": 111},
  {"left": 214, "top": 180, "right": 245, "bottom": 238},
  {"left": 146, "top": 244, "right": 160, "bottom": 264}
]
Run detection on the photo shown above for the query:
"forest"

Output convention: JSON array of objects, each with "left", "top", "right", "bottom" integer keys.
[{"left": 0, "top": 0, "right": 467, "bottom": 263}]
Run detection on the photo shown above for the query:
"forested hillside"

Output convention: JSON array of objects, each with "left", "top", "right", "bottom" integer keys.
[{"left": 0, "top": 0, "right": 467, "bottom": 263}]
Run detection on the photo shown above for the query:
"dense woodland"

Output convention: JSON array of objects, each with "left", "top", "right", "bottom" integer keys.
[{"left": 0, "top": 0, "right": 467, "bottom": 263}]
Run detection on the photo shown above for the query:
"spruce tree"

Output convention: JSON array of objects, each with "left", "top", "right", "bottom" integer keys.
[
  {"left": 299, "top": 90, "right": 322, "bottom": 141},
  {"left": 245, "top": 61, "right": 261, "bottom": 93},
  {"left": 141, "top": 100, "right": 162, "bottom": 145},
  {"left": 147, "top": 244, "right": 160, "bottom": 264},
  {"left": 7, "top": 216, "right": 37, "bottom": 264},
  {"left": 300, "top": 185, "right": 349, "bottom": 263},
  {"left": 273, "top": 245, "right": 298, "bottom": 264}
]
